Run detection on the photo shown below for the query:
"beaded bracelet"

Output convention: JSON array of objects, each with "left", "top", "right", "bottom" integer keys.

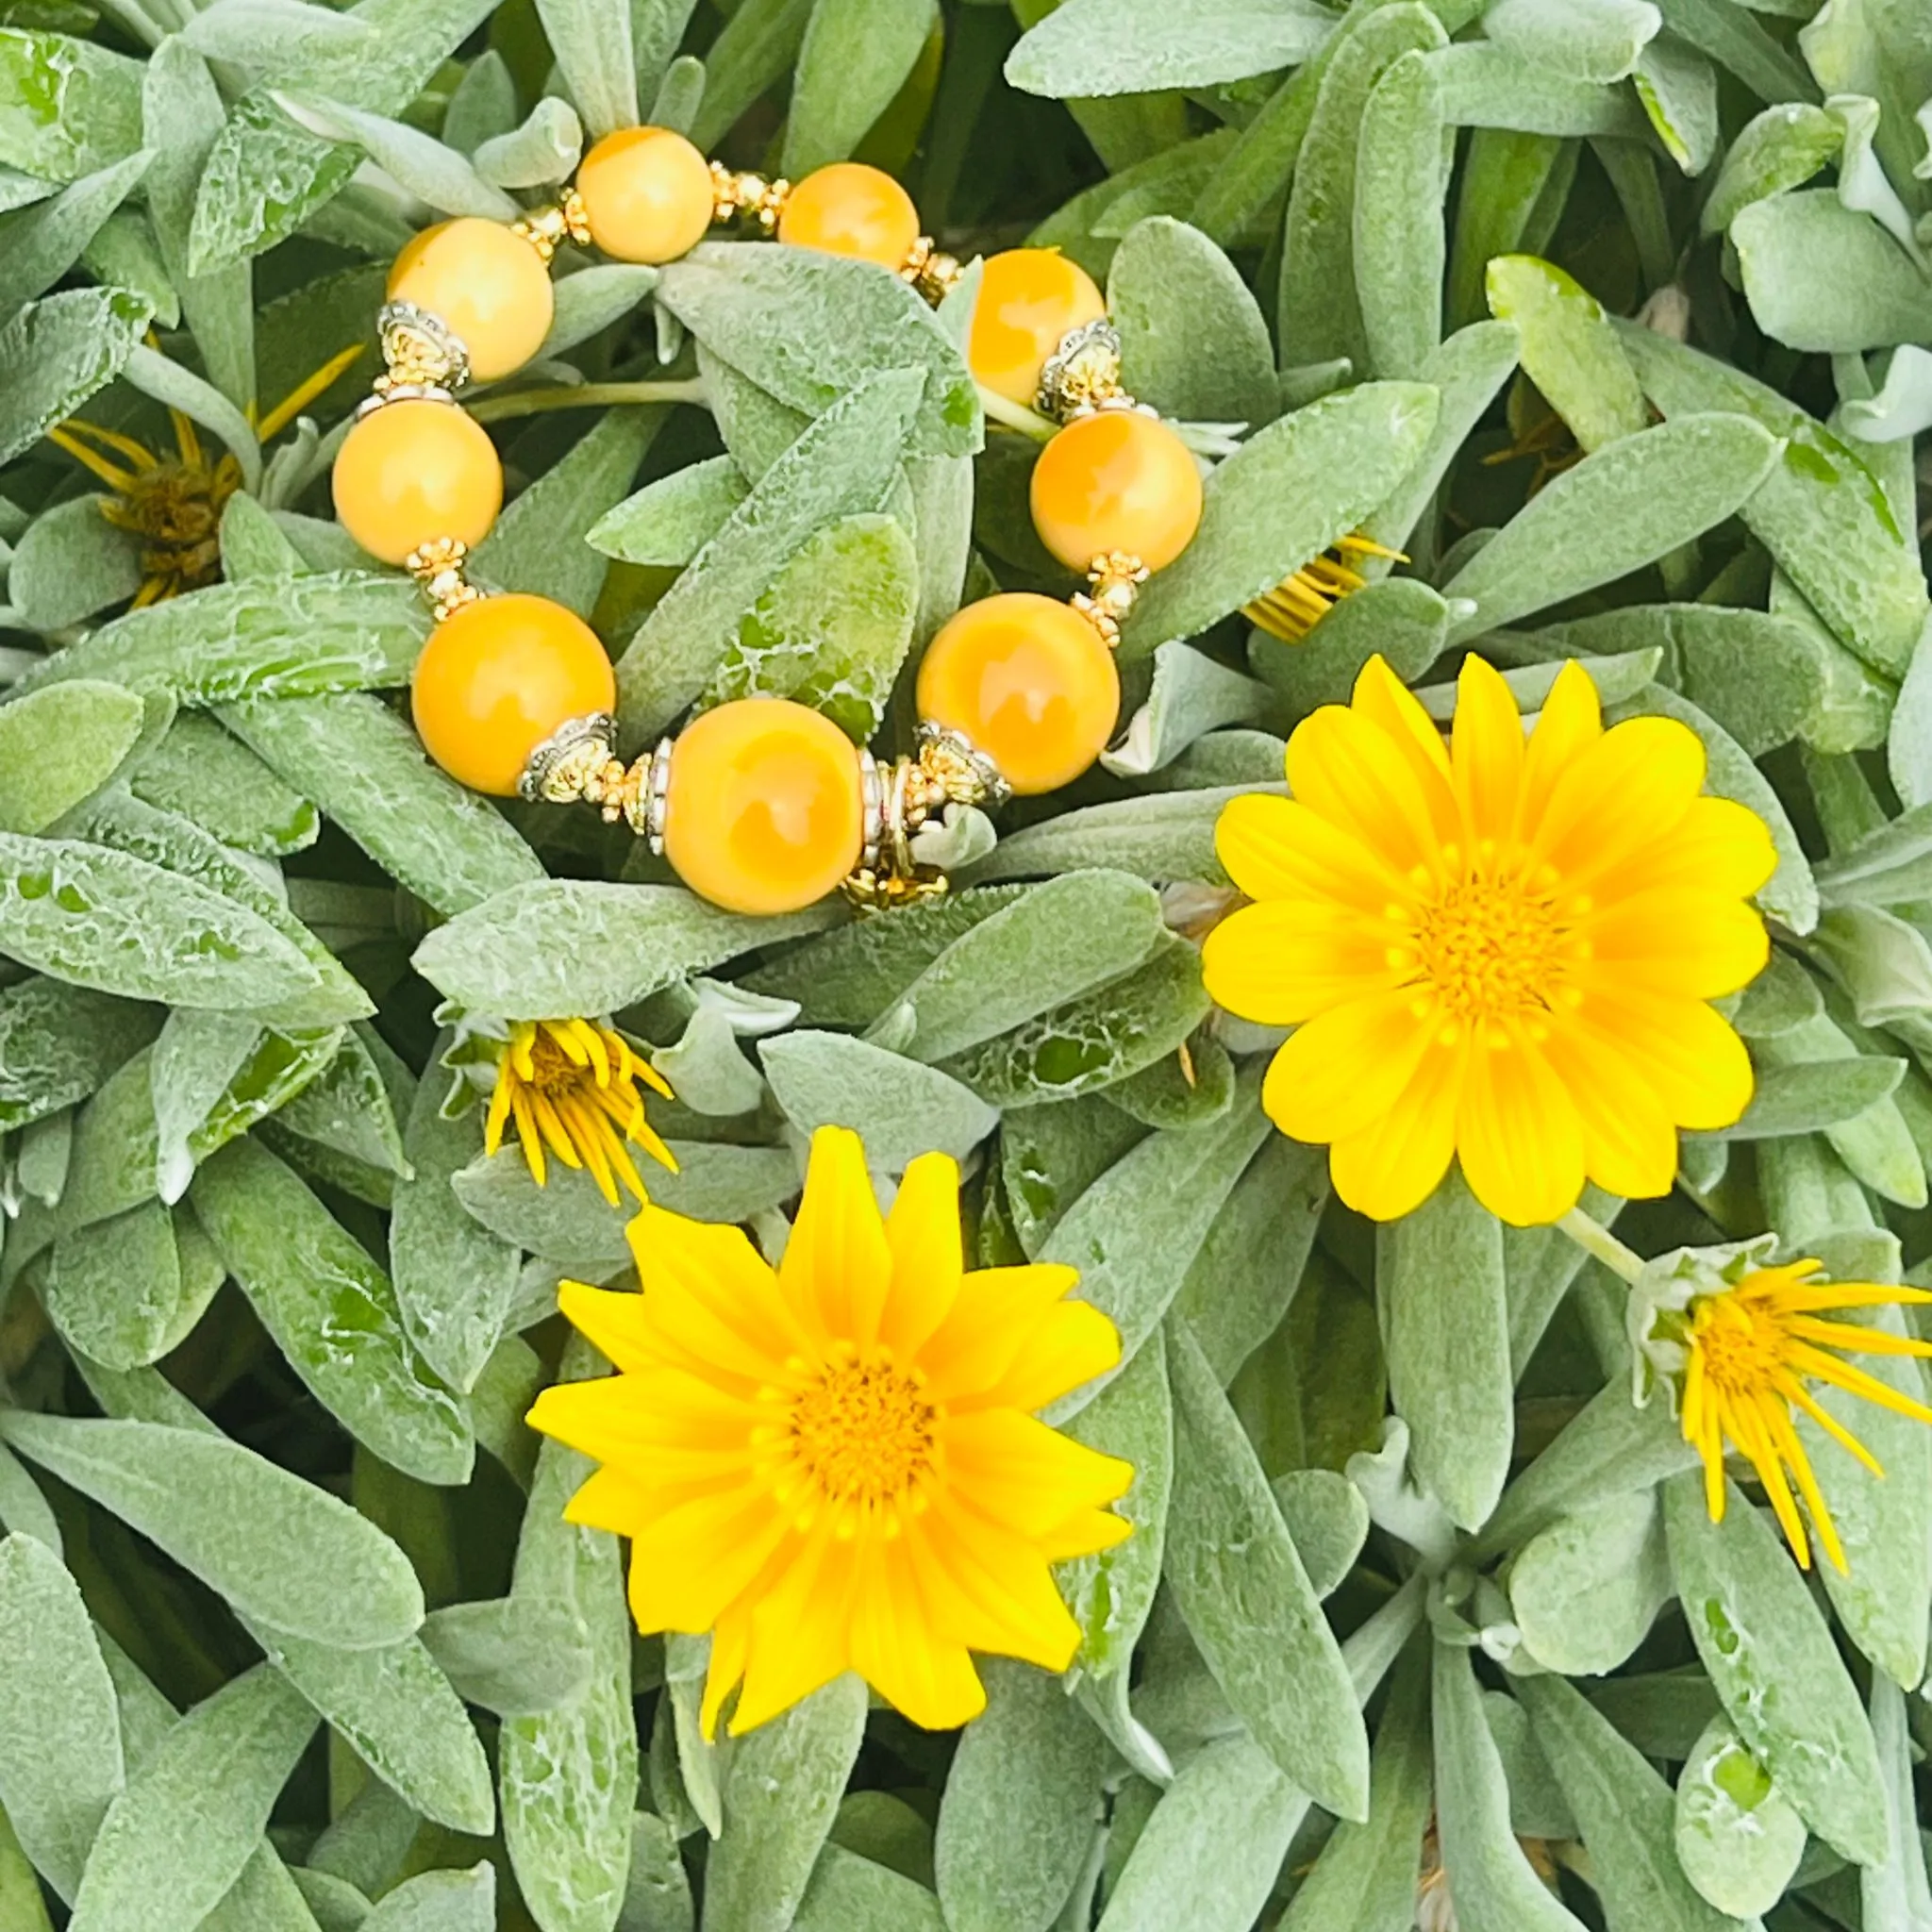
[{"left": 328, "top": 158, "right": 1213, "bottom": 916}]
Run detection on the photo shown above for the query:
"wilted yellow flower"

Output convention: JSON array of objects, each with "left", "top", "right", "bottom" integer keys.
[
  {"left": 1243, "top": 533, "right": 1402, "bottom": 642},
  {"left": 485, "top": 1017, "right": 674, "bottom": 1205},
  {"left": 1204, "top": 653, "right": 1776, "bottom": 1226},
  {"left": 1681, "top": 1260, "right": 1932, "bottom": 1572},
  {"left": 528, "top": 1126, "right": 1132, "bottom": 1735}
]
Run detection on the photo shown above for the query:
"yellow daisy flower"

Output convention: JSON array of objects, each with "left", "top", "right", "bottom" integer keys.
[
  {"left": 1243, "top": 534, "right": 1403, "bottom": 642},
  {"left": 527, "top": 1126, "right": 1133, "bottom": 1736},
  {"left": 1203, "top": 653, "right": 1777, "bottom": 1226},
  {"left": 1680, "top": 1260, "right": 1932, "bottom": 1573},
  {"left": 485, "top": 1017, "right": 675, "bottom": 1206}
]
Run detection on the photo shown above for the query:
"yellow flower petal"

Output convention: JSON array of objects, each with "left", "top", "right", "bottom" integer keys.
[
  {"left": 881, "top": 1150, "right": 963, "bottom": 1357},
  {"left": 1580, "top": 890, "right": 1769, "bottom": 1000},
  {"left": 1533, "top": 714, "right": 1705, "bottom": 886},
  {"left": 846, "top": 1541, "right": 988, "bottom": 1732},
  {"left": 1449, "top": 654, "right": 1527, "bottom": 850},
  {"left": 1327, "top": 1031, "right": 1465, "bottom": 1221},
  {"left": 953, "top": 1299, "right": 1123, "bottom": 1417},
  {"left": 1456, "top": 1032, "right": 1586, "bottom": 1226},
  {"left": 1259, "top": 991, "right": 1436, "bottom": 1145},
  {"left": 1203, "top": 899, "right": 1407, "bottom": 1026},
  {"left": 944, "top": 1409, "right": 1133, "bottom": 1537},
  {"left": 1539, "top": 1015, "right": 1680, "bottom": 1201},
  {"left": 780, "top": 1126, "right": 892, "bottom": 1347},
  {"left": 1287, "top": 703, "right": 1453, "bottom": 886},
  {"left": 1518, "top": 659, "right": 1603, "bottom": 826},
  {"left": 1573, "top": 989, "right": 1754, "bottom": 1131},
  {"left": 921, "top": 1264, "right": 1083, "bottom": 1402},
  {"left": 1213, "top": 792, "right": 1407, "bottom": 917}
]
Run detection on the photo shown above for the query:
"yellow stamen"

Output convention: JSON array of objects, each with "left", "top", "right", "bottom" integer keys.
[
  {"left": 257, "top": 343, "right": 365, "bottom": 441},
  {"left": 1243, "top": 534, "right": 1405, "bottom": 643}
]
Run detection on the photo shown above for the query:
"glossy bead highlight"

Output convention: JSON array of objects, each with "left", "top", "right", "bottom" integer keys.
[
  {"left": 775, "top": 163, "right": 920, "bottom": 272},
  {"left": 663, "top": 699, "right": 865, "bottom": 914},
  {"left": 331, "top": 400, "right": 503, "bottom": 565},
  {"left": 388, "top": 218, "right": 555, "bottom": 382},
  {"left": 575, "top": 126, "right": 717, "bottom": 264},
  {"left": 411, "top": 593, "right": 615, "bottom": 798},
  {"left": 918, "top": 593, "right": 1120, "bottom": 795},
  {"left": 969, "top": 249, "right": 1107, "bottom": 408},
  {"left": 1029, "top": 410, "right": 1204, "bottom": 575}
]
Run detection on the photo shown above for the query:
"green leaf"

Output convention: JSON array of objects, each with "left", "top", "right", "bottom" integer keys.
[
  {"left": 129, "top": 714, "right": 320, "bottom": 858},
  {"left": 1661, "top": 1470, "right": 1889, "bottom": 1865},
  {"left": 452, "top": 1141, "right": 801, "bottom": 1269},
  {"left": 1096, "top": 1733, "right": 1309, "bottom": 1932},
  {"left": 0, "top": 830, "right": 322, "bottom": 1011},
  {"left": 704, "top": 512, "right": 920, "bottom": 739},
  {"left": 1618, "top": 324, "right": 1929, "bottom": 678},
  {"left": 611, "top": 368, "right": 924, "bottom": 735},
  {"left": 534, "top": 0, "right": 638, "bottom": 136},
  {"left": 795, "top": 1844, "right": 944, "bottom": 1932},
  {"left": 0, "top": 1413, "right": 423, "bottom": 1647},
  {"left": 67, "top": 1666, "right": 318, "bottom": 1932},
  {"left": 704, "top": 1675, "right": 869, "bottom": 1932},
  {"left": 1442, "top": 413, "right": 1781, "bottom": 638},
  {"left": 759, "top": 1031, "right": 999, "bottom": 1163},
  {"left": 1250, "top": 577, "right": 1449, "bottom": 720},
  {"left": 1701, "top": 101, "right": 1840, "bottom": 236},
  {"left": 0, "top": 287, "right": 151, "bottom": 468},
  {"left": 1448, "top": 130, "right": 1573, "bottom": 329},
  {"left": 245, "top": 1621, "right": 494, "bottom": 1837},
  {"left": 1104, "top": 642, "right": 1270, "bottom": 778},
  {"left": 391, "top": 1050, "right": 520, "bottom": 1394},
  {"left": 1058, "top": 1324, "right": 1171, "bottom": 1675},
  {"left": 658, "top": 246, "right": 977, "bottom": 459},
  {"left": 1696, "top": 1054, "right": 1905, "bottom": 1141},
  {"left": 476, "top": 97, "right": 587, "bottom": 191},
  {"left": 1521, "top": 1674, "right": 1749, "bottom": 1932},
  {"left": 0, "top": 681, "right": 144, "bottom": 835},
  {"left": 588, "top": 454, "right": 749, "bottom": 566},
  {"left": 1123, "top": 382, "right": 1439, "bottom": 654},
  {"left": 1007, "top": 0, "right": 1333, "bottom": 96},
  {"left": 1485, "top": 254, "right": 1648, "bottom": 453},
  {"left": 1041, "top": 1086, "right": 1270, "bottom": 1405},
  {"left": 1732, "top": 191, "right": 1931, "bottom": 353},
  {"left": 191, "top": 1138, "right": 473, "bottom": 1487},
  {"left": 502, "top": 1344, "right": 638, "bottom": 1932},
  {"left": 0, "top": 149, "right": 151, "bottom": 319},
  {"left": 13, "top": 572, "right": 428, "bottom": 702},
  {"left": 416, "top": 879, "right": 839, "bottom": 1020},
  {"left": 1164, "top": 1318, "right": 1369, "bottom": 1820},
  {"left": 784, "top": 0, "right": 935, "bottom": 176},
  {"left": 5, "top": 494, "right": 144, "bottom": 631},
  {"left": 1377, "top": 1170, "right": 1510, "bottom": 1531},
  {"left": 0, "top": 29, "right": 142, "bottom": 182},
  {"left": 870, "top": 872, "right": 1165, "bottom": 1064},
  {"left": 420, "top": 1594, "right": 594, "bottom": 1718},
  {"left": 1430, "top": 40, "right": 1653, "bottom": 137},
  {"left": 1354, "top": 50, "right": 1447, "bottom": 383},
  {"left": 1277, "top": 1649, "right": 1431, "bottom": 1932},
  {"left": 223, "top": 691, "right": 545, "bottom": 920},
  {"left": 1510, "top": 1490, "right": 1673, "bottom": 1674},
  {"left": 1632, "top": 37, "right": 1719, "bottom": 173},
  {"left": 1673, "top": 1714, "right": 1806, "bottom": 1920},
  {"left": 360, "top": 1864, "right": 495, "bottom": 1932},
  {"left": 973, "top": 790, "right": 1251, "bottom": 887},
  {"left": 1485, "top": 0, "right": 1661, "bottom": 81},
  {"left": 0, "top": 1534, "right": 124, "bottom": 1904},
  {"left": 1432, "top": 1640, "right": 1590, "bottom": 1932},
  {"left": 1108, "top": 217, "right": 1276, "bottom": 426},
  {"left": 187, "top": 0, "right": 497, "bottom": 272},
  {"left": 472, "top": 408, "right": 661, "bottom": 617},
  {"left": 935, "top": 1658, "right": 1112, "bottom": 1932},
  {"left": 43, "top": 1200, "right": 189, "bottom": 1373}
]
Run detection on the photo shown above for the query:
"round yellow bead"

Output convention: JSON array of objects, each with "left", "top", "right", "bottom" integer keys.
[
  {"left": 918, "top": 593, "right": 1119, "bottom": 796},
  {"left": 776, "top": 162, "right": 920, "bottom": 272},
  {"left": 663, "top": 699, "right": 865, "bottom": 915},
  {"left": 969, "top": 248, "right": 1108, "bottom": 408},
  {"left": 575, "top": 125, "right": 716, "bottom": 265},
  {"left": 1029, "top": 410, "right": 1204, "bottom": 575},
  {"left": 387, "top": 217, "right": 554, "bottom": 383},
  {"left": 411, "top": 593, "right": 615, "bottom": 798},
  {"left": 330, "top": 400, "right": 503, "bottom": 566}
]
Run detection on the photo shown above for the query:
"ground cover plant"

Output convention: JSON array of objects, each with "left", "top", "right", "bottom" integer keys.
[{"left": 3, "top": 0, "right": 1932, "bottom": 1926}]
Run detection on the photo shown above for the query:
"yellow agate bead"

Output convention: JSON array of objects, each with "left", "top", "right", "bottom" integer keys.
[
  {"left": 1029, "top": 410, "right": 1203, "bottom": 575},
  {"left": 575, "top": 125, "right": 717, "bottom": 265},
  {"left": 330, "top": 399, "right": 503, "bottom": 565},
  {"left": 969, "top": 249, "right": 1107, "bottom": 408},
  {"left": 387, "top": 217, "right": 554, "bottom": 382},
  {"left": 776, "top": 163, "right": 920, "bottom": 272}
]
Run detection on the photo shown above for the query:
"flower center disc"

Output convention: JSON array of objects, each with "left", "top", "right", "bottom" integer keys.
[
  {"left": 788, "top": 1356, "right": 938, "bottom": 1508},
  {"left": 525, "top": 1032, "right": 581, "bottom": 1095},
  {"left": 1691, "top": 1295, "right": 1783, "bottom": 1397},
  {"left": 1412, "top": 871, "right": 1562, "bottom": 1025}
]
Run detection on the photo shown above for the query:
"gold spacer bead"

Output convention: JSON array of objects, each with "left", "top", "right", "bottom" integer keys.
[
  {"left": 1071, "top": 551, "right": 1148, "bottom": 645},
  {"left": 404, "top": 536, "right": 486, "bottom": 624},
  {"left": 374, "top": 300, "right": 470, "bottom": 395},
  {"left": 900, "top": 236, "right": 963, "bottom": 308},
  {"left": 709, "top": 160, "right": 790, "bottom": 232},
  {"left": 510, "top": 192, "right": 590, "bottom": 264}
]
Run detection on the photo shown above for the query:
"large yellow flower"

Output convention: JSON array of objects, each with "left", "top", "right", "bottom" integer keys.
[
  {"left": 527, "top": 1126, "right": 1132, "bottom": 1735},
  {"left": 1679, "top": 1261, "right": 1932, "bottom": 1572},
  {"left": 1204, "top": 654, "right": 1776, "bottom": 1226}
]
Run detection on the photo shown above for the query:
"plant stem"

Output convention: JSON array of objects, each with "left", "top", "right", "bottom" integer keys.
[
  {"left": 467, "top": 379, "right": 709, "bottom": 424},
  {"left": 1556, "top": 1206, "right": 1645, "bottom": 1286}
]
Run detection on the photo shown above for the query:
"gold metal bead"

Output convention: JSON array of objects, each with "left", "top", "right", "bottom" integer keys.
[
  {"left": 1036, "top": 318, "right": 1135, "bottom": 422},
  {"left": 404, "top": 535, "right": 485, "bottom": 624},
  {"left": 709, "top": 160, "right": 791, "bottom": 232},
  {"left": 511, "top": 189, "right": 592, "bottom": 264},
  {"left": 372, "top": 300, "right": 470, "bottom": 398},
  {"left": 1069, "top": 550, "right": 1148, "bottom": 646},
  {"left": 842, "top": 724, "right": 1009, "bottom": 909},
  {"left": 900, "top": 235, "right": 963, "bottom": 307}
]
